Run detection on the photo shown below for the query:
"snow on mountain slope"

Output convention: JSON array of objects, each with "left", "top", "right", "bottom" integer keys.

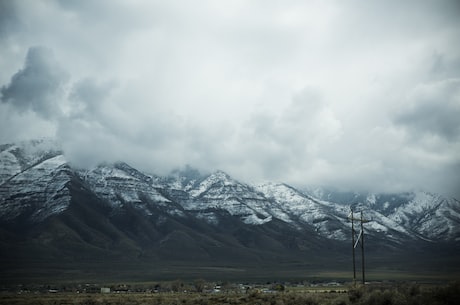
[
  {"left": 1, "top": 139, "right": 459, "bottom": 246},
  {"left": 182, "top": 171, "right": 272, "bottom": 225},
  {"left": 256, "top": 183, "right": 350, "bottom": 240},
  {"left": 257, "top": 183, "right": 431, "bottom": 243},
  {"left": 0, "top": 139, "right": 62, "bottom": 184},
  {"left": 78, "top": 162, "right": 177, "bottom": 216},
  {"left": 257, "top": 183, "right": 335, "bottom": 221},
  {"left": 303, "top": 187, "right": 460, "bottom": 242},
  {"left": 0, "top": 139, "right": 70, "bottom": 224},
  {"left": 0, "top": 154, "right": 71, "bottom": 223},
  {"left": 386, "top": 192, "right": 460, "bottom": 241},
  {"left": 189, "top": 171, "right": 248, "bottom": 197}
]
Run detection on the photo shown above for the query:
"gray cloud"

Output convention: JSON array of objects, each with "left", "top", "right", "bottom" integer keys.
[
  {"left": 69, "top": 78, "right": 117, "bottom": 117},
  {"left": 429, "top": 53, "right": 460, "bottom": 81},
  {"left": 1, "top": 46, "right": 68, "bottom": 119},
  {"left": 1, "top": 1, "right": 460, "bottom": 197},
  {"left": 0, "top": 0, "right": 21, "bottom": 40},
  {"left": 394, "top": 79, "right": 460, "bottom": 142}
]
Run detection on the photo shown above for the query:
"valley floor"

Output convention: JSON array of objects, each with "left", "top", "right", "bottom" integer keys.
[{"left": 2, "top": 256, "right": 460, "bottom": 286}]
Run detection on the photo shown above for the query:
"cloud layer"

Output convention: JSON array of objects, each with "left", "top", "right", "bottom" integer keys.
[{"left": 1, "top": 0, "right": 459, "bottom": 197}]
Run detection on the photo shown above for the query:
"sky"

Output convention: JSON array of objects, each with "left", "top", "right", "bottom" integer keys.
[{"left": 1, "top": 0, "right": 460, "bottom": 197}]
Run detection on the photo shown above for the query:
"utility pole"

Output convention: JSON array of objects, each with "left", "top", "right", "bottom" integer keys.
[
  {"left": 348, "top": 207, "right": 370, "bottom": 285},
  {"left": 361, "top": 211, "right": 365, "bottom": 284},
  {"left": 351, "top": 209, "right": 356, "bottom": 284}
]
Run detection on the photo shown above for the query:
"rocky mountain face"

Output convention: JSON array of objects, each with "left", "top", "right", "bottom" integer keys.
[
  {"left": 305, "top": 187, "right": 460, "bottom": 243},
  {"left": 1, "top": 139, "right": 459, "bottom": 280}
]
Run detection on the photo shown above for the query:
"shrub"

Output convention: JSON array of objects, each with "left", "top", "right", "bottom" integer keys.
[
  {"left": 348, "top": 286, "right": 364, "bottom": 303},
  {"left": 430, "top": 281, "right": 460, "bottom": 305}
]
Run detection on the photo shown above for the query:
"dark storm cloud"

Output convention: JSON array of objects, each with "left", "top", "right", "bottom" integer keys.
[
  {"left": 394, "top": 79, "right": 460, "bottom": 141},
  {"left": 1, "top": 46, "right": 68, "bottom": 119}
]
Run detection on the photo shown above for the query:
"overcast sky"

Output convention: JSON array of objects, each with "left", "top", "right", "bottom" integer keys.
[{"left": 1, "top": 0, "right": 460, "bottom": 196}]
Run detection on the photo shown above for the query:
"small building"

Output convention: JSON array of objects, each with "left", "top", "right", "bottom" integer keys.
[{"left": 101, "top": 287, "right": 110, "bottom": 294}]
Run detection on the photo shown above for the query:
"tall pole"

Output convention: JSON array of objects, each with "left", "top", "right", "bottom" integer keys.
[
  {"left": 351, "top": 209, "right": 356, "bottom": 284},
  {"left": 361, "top": 211, "right": 365, "bottom": 285},
  {"left": 349, "top": 208, "right": 369, "bottom": 285}
]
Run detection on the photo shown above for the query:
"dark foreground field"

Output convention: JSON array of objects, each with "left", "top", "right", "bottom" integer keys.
[
  {"left": 3, "top": 251, "right": 459, "bottom": 284},
  {"left": 1, "top": 282, "right": 459, "bottom": 305}
]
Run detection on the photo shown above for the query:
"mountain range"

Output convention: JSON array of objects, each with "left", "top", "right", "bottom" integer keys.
[{"left": 1, "top": 139, "right": 459, "bottom": 282}]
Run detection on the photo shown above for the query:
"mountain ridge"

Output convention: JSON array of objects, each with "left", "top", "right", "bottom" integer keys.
[{"left": 1, "top": 139, "right": 459, "bottom": 281}]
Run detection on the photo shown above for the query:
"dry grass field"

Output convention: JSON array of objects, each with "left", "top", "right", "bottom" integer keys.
[{"left": 0, "top": 282, "right": 458, "bottom": 305}]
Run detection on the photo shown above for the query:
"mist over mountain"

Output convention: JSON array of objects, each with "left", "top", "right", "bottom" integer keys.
[{"left": 1, "top": 139, "right": 459, "bottom": 282}]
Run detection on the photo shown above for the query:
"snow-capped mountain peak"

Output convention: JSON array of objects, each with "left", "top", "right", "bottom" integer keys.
[{"left": 189, "top": 170, "right": 237, "bottom": 197}]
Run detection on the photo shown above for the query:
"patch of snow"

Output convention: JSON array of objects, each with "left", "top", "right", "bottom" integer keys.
[
  {"left": 383, "top": 202, "right": 390, "bottom": 210},
  {"left": 167, "top": 209, "right": 186, "bottom": 217},
  {"left": 195, "top": 212, "right": 219, "bottom": 225},
  {"left": 366, "top": 194, "right": 376, "bottom": 205},
  {"left": 81, "top": 163, "right": 171, "bottom": 208},
  {"left": 242, "top": 214, "right": 272, "bottom": 225},
  {"left": 0, "top": 154, "right": 71, "bottom": 223},
  {"left": 368, "top": 221, "right": 389, "bottom": 232}
]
